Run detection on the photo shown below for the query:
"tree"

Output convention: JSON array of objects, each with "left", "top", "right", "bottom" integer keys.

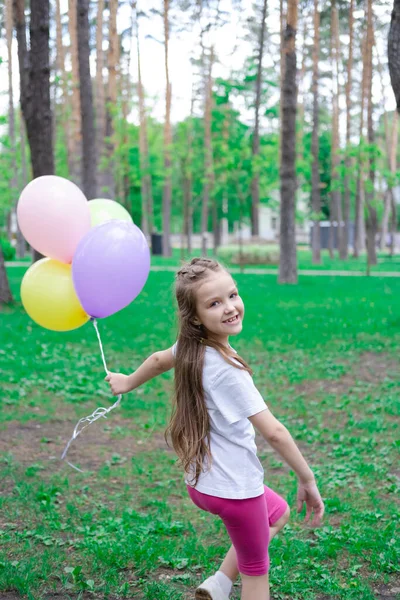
[
  {"left": 95, "top": 0, "right": 106, "bottom": 188},
  {"left": 6, "top": 0, "right": 23, "bottom": 259},
  {"left": 103, "top": 0, "right": 118, "bottom": 198},
  {"left": 388, "top": 0, "right": 400, "bottom": 111},
  {"left": 55, "top": 0, "right": 74, "bottom": 180},
  {"left": 311, "top": 0, "right": 321, "bottom": 264},
  {"left": 329, "top": 0, "right": 343, "bottom": 259},
  {"left": 364, "top": 0, "right": 377, "bottom": 267},
  {"left": 343, "top": 0, "right": 354, "bottom": 260},
  {"left": 162, "top": 0, "right": 172, "bottom": 256},
  {"left": 279, "top": 0, "right": 298, "bottom": 284},
  {"left": 135, "top": 4, "right": 154, "bottom": 238},
  {"left": 68, "top": 0, "right": 82, "bottom": 184},
  {"left": 77, "top": 0, "right": 97, "bottom": 199},
  {"left": 14, "top": 0, "right": 54, "bottom": 262},
  {"left": 251, "top": 0, "right": 268, "bottom": 237}
]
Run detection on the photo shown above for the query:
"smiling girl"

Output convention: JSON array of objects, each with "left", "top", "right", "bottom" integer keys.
[{"left": 106, "top": 257, "right": 324, "bottom": 600}]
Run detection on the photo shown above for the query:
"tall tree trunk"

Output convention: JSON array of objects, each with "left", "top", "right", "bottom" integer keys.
[
  {"left": 354, "top": 26, "right": 367, "bottom": 257},
  {"left": 311, "top": 0, "right": 321, "bottom": 264},
  {"left": 103, "top": 0, "right": 118, "bottom": 198},
  {"left": 251, "top": 0, "right": 268, "bottom": 237},
  {"left": 296, "top": 14, "right": 307, "bottom": 166},
  {"left": 14, "top": 0, "right": 54, "bottom": 263},
  {"left": 6, "top": 0, "right": 20, "bottom": 258},
  {"left": 365, "top": 0, "right": 377, "bottom": 267},
  {"left": 343, "top": 0, "right": 354, "bottom": 259},
  {"left": 378, "top": 45, "right": 398, "bottom": 250},
  {"left": 279, "top": 0, "right": 286, "bottom": 157},
  {"left": 55, "top": 0, "right": 74, "bottom": 178},
  {"left": 1, "top": 0, "right": 15, "bottom": 301},
  {"left": 279, "top": 0, "right": 298, "bottom": 284},
  {"left": 77, "top": 0, "right": 97, "bottom": 199},
  {"left": 162, "top": 0, "right": 172, "bottom": 257},
  {"left": 68, "top": 0, "right": 82, "bottom": 184},
  {"left": 329, "top": 0, "right": 343, "bottom": 259},
  {"left": 95, "top": 0, "right": 106, "bottom": 190},
  {"left": 388, "top": 0, "right": 400, "bottom": 111},
  {"left": 183, "top": 92, "right": 195, "bottom": 256},
  {"left": 202, "top": 46, "right": 215, "bottom": 256},
  {"left": 136, "top": 4, "right": 153, "bottom": 237},
  {"left": 17, "top": 110, "right": 28, "bottom": 257}
]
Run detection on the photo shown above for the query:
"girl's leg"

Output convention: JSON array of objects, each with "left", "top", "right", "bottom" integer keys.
[
  {"left": 219, "top": 507, "right": 291, "bottom": 583},
  {"left": 241, "top": 573, "right": 269, "bottom": 600}
]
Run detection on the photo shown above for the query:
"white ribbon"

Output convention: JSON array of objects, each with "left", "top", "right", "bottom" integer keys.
[{"left": 61, "top": 318, "right": 122, "bottom": 471}]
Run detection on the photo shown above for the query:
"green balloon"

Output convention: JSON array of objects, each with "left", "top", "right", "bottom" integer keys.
[{"left": 88, "top": 199, "right": 133, "bottom": 228}]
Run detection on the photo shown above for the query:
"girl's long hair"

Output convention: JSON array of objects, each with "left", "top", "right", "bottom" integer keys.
[{"left": 165, "top": 257, "right": 252, "bottom": 486}]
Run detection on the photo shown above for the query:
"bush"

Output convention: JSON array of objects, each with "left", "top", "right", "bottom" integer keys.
[
  {"left": 217, "top": 244, "right": 280, "bottom": 266},
  {"left": 0, "top": 237, "right": 16, "bottom": 261}
]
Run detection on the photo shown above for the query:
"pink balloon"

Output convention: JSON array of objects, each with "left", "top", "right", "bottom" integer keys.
[{"left": 17, "top": 176, "right": 91, "bottom": 263}]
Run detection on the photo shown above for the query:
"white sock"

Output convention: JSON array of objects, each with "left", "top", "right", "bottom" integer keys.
[{"left": 214, "top": 570, "right": 233, "bottom": 596}]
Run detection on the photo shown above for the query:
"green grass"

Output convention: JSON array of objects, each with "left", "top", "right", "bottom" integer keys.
[{"left": 1, "top": 267, "right": 399, "bottom": 599}]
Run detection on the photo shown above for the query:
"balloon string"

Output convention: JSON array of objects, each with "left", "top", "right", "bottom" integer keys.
[{"left": 61, "top": 319, "right": 122, "bottom": 471}]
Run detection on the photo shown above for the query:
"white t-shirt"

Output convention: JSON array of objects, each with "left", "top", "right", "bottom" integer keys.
[{"left": 172, "top": 343, "right": 267, "bottom": 499}]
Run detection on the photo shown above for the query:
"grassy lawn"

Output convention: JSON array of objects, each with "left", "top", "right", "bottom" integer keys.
[{"left": 1, "top": 266, "right": 399, "bottom": 599}]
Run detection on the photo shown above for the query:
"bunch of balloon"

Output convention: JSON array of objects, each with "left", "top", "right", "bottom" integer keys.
[
  {"left": 17, "top": 177, "right": 150, "bottom": 329},
  {"left": 17, "top": 176, "right": 151, "bottom": 470}
]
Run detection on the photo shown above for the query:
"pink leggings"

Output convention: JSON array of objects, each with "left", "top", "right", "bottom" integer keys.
[{"left": 187, "top": 484, "right": 289, "bottom": 576}]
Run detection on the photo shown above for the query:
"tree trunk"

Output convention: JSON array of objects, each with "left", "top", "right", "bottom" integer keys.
[
  {"left": 103, "top": 0, "right": 118, "bottom": 198},
  {"left": 77, "top": 0, "right": 97, "bottom": 199},
  {"left": 162, "top": 0, "right": 172, "bottom": 257},
  {"left": 343, "top": 0, "right": 354, "bottom": 259},
  {"left": 330, "top": 0, "right": 343, "bottom": 259},
  {"left": 296, "top": 14, "right": 307, "bottom": 167},
  {"left": 68, "top": 0, "right": 82, "bottom": 184},
  {"left": 55, "top": 0, "right": 74, "bottom": 178},
  {"left": 365, "top": 0, "right": 377, "bottom": 267},
  {"left": 354, "top": 26, "right": 367, "bottom": 257},
  {"left": 388, "top": 0, "right": 400, "bottom": 111},
  {"left": 251, "top": 0, "right": 268, "bottom": 237},
  {"left": 183, "top": 92, "right": 195, "bottom": 256},
  {"left": 279, "top": 0, "right": 298, "bottom": 284},
  {"left": 6, "top": 0, "right": 20, "bottom": 259},
  {"left": 311, "top": 0, "right": 321, "bottom": 265},
  {"left": 279, "top": 0, "right": 286, "bottom": 157},
  {"left": 14, "top": 0, "right": 54, "bottom": 263},
  {"left": 95, "top": 0, "right": 106, "bottom": 189},
  {"left": 17, "top": 111, "right": 28, "bottom": 257},
  {"left": 136, "top": 4, "right": 154, "bottom": 237},
  {"left": 202, "top": 46, "right": 215, "bottom": 257}
]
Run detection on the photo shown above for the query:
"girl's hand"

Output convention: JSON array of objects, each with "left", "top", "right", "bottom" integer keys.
[
  {"left": 297, "top": 479, "right": 325, "bottom": 527},
  {"left": 105, "top": 372, "right": 130, "bottom": 396}
]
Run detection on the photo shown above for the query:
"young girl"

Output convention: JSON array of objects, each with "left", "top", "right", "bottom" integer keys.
[{"left": 106, "top": 257, "right": 324, "bottom": 600}]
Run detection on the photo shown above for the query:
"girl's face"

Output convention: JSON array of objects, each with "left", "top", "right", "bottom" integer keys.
[{"left": 194, "top": 271, "right": 244, "bottom": 346}]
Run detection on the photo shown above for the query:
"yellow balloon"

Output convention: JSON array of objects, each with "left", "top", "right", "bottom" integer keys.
[
  {"left": 21, "top": 258, "right": 89, "bottom": 331},
  {"left": 88, "top": 199, "right": 133, "bottom": 228}
]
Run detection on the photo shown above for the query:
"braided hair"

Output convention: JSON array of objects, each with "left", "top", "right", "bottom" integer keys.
[{"left": 165, "top": 257, "right": 252, "bottom": 486}]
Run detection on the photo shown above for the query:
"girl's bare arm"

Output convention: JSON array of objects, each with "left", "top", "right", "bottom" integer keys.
[{"left": 105, "top": 347, "right": 175, "bottom": 395}]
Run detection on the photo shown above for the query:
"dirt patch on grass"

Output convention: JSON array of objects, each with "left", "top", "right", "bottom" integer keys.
[
  {"left": 295, "top": 352, "right": 399, "bottom": 397},
  {"left": 0, "top": 415, "right": 172, "bottom": 472}
]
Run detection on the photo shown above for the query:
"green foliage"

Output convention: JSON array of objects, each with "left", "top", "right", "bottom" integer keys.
[{"left": 0, "top": 237, "right": 15, "bottom": 260}]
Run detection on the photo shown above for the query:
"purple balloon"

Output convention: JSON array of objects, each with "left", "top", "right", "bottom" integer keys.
[{"left": 72, "top": 220, "right": 150, "bottom": 318}]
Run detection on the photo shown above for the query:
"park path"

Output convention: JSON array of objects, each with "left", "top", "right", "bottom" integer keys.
[{"left": 6, "top": 261, "right": 400, "bottom": 277}]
